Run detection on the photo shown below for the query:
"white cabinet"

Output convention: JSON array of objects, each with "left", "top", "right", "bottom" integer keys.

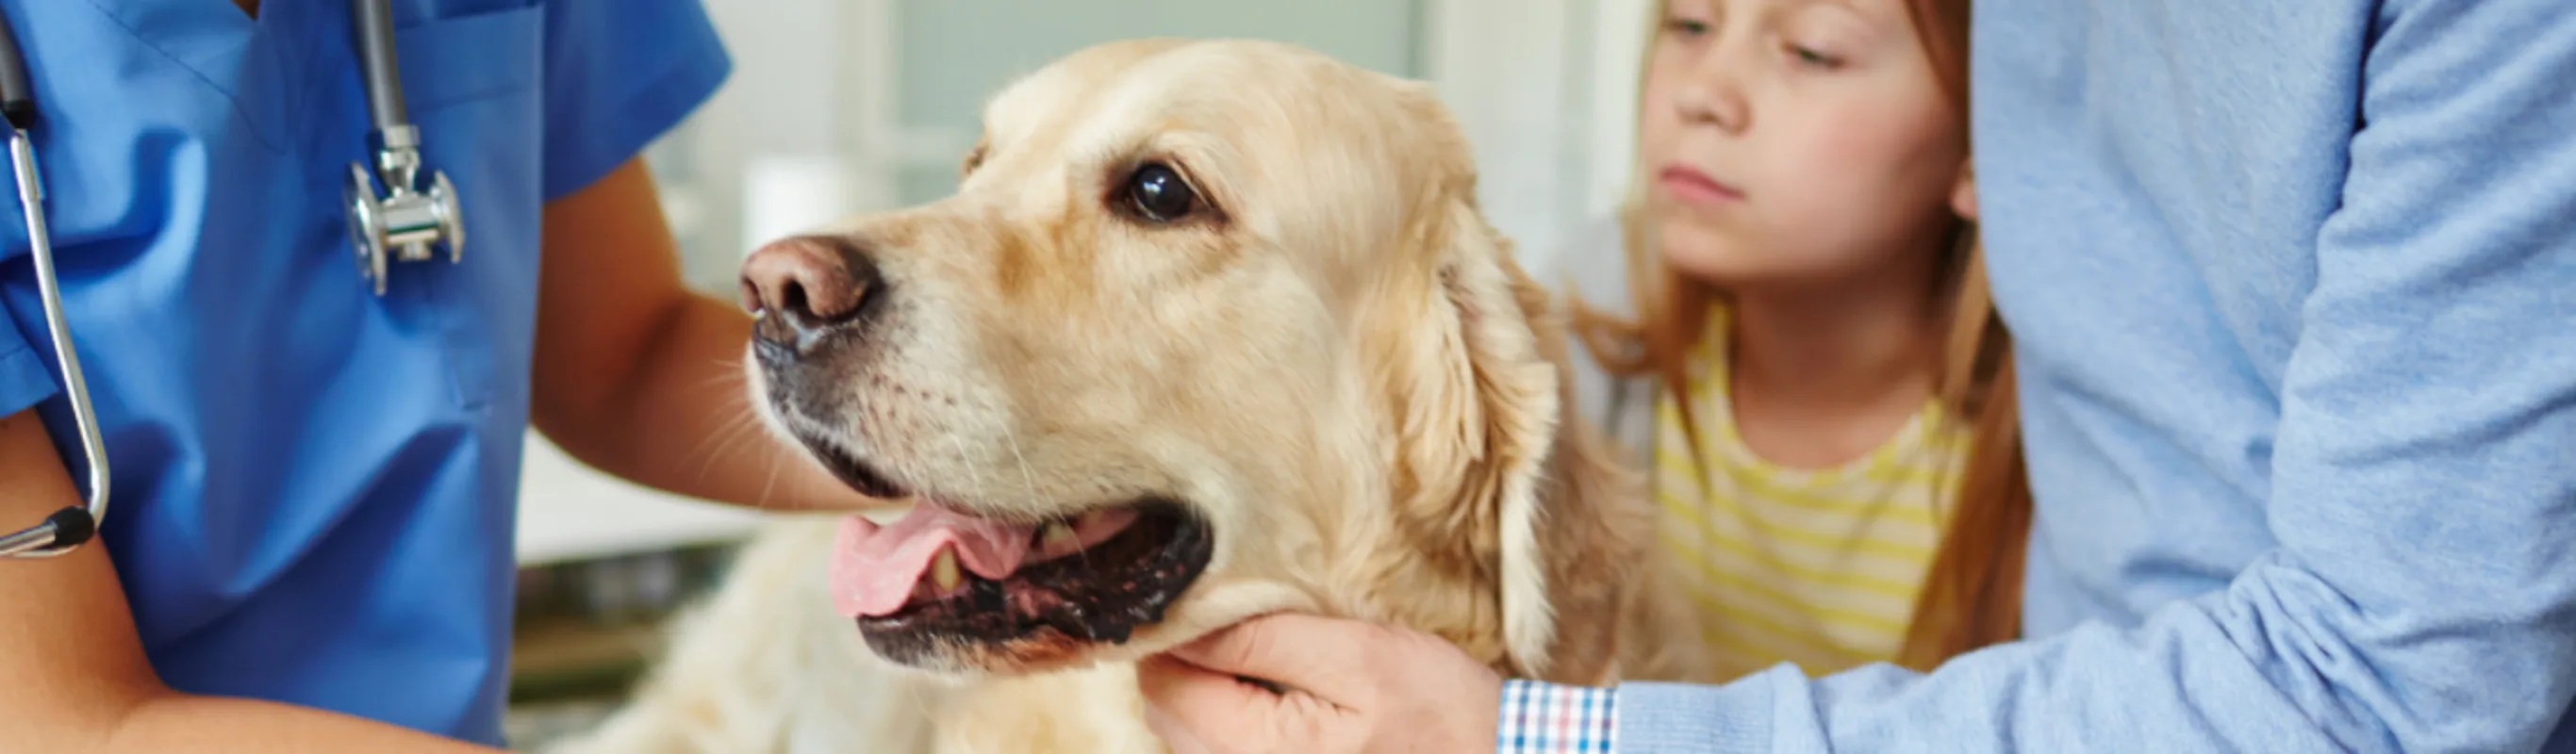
[{"left": 512, "top": 431, "right": 767, "bottom": 566}]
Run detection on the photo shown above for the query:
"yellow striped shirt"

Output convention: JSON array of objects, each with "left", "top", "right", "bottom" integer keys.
[{"left": 1651, "top": 317, "right": 1968, "bottom": 681}]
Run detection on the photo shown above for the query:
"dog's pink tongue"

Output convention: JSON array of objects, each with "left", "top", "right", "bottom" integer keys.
[{"left": 830, "top": 504, "right": 1037, "bottom": 618}]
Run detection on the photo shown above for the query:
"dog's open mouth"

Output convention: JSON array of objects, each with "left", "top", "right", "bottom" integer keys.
[{"left": 826, "top": 480, "right": 1214, "bottom": 666}]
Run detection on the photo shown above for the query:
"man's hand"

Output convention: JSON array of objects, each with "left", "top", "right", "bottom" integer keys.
[{"left": 1136, "top": 614, "right": 1502, "bottom": 754}]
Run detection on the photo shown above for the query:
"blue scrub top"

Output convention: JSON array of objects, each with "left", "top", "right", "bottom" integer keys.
[{"left": 0, "top": 0, "right": 729, "bottom": 744}]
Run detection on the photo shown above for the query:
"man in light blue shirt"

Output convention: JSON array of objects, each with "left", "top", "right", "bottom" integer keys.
[{"left": 1133, "top": 1, "right": 2576, "bottom": 751}]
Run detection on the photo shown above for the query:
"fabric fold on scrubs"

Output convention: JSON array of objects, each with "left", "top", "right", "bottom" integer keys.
[{"left": 0, "top": 0, "right": 734, "bottom": 745}]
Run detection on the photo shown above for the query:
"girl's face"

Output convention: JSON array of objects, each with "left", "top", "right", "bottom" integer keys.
[{"left": 1637, "top": 0, "right": 1972, "bottom": 290}]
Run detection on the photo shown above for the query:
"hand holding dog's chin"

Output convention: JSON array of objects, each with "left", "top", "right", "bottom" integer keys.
[{"left": 1135, "top": 614, "right": 1499, "bottom": 753}]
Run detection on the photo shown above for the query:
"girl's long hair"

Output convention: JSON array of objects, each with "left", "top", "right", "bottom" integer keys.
[{"left": 1567, "top": 0, "right": 2028, "bottom": 672}]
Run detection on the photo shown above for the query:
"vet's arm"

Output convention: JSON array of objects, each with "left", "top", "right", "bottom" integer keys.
[
  {"left": 530, "top": 157, "right": 888, "bottom": 513},
  {"left": 0, "top": 410, "right": 504, "bottom": 752}
]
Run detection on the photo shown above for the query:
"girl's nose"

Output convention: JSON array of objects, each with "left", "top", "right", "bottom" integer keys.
[{"left": 1672, "top": 53, "right": 1750, "bottom": 133}]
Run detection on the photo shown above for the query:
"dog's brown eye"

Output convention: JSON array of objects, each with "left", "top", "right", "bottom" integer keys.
[{"left": 1125, "top": 164, "right": 1197, "bottom": 222}]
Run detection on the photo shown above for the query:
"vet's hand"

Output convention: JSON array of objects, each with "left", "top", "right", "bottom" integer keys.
[{"left": 1136, "top": 613, "right": 1500, "bottom": 753}]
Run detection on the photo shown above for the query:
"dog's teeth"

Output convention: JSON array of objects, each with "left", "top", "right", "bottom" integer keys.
[
  {"left": 931, "top": 549, "right": 961, "bottom": 592},
  {"left": 1040, "top": 522, "right": 1076, "bottom": 549}
]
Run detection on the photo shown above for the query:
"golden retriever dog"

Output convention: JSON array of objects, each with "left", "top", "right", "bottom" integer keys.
[{"left": 549, "top": 37, "right": 1687, "bottom": 754}]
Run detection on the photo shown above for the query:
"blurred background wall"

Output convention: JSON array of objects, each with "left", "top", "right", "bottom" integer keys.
[
  {"left": 647, "top": 0, "right": 1658, "bottom": 291},
  {"left": 506, "top": 1, "right": 1656, "bottom": 746}
]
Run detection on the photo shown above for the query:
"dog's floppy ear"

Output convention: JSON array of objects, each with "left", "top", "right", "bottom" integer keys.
[
  {"left": 1381, "top": 191, "right": 1653, "bottom": 686},
  {"left": 1502, "top": 260, "right": 1653, "bottom": 685}
]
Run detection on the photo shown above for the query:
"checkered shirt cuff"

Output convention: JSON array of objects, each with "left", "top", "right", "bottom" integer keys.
[{"left": 1496, "top": 679, "right": 1618, "bottom": 753}]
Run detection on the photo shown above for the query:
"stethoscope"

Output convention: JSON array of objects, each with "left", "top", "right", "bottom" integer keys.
[{"left": 0, "top": 0, "right": 465, "bottom": 558}]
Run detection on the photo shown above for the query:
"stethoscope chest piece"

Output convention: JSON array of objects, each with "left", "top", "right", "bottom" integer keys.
[
  {"left": 339, "top": 0, "right": 463, "bottom": 297},
  {"left": 0, "top": 0, "right": 457, "bottom": 558},
  {"left": 344, "top": 124, "right": 463, "bottom": 296}
]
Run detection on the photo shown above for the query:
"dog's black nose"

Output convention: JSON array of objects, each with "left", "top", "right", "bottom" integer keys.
[{"left": 740, "top": 235, "right": 883, "bottom": 349}]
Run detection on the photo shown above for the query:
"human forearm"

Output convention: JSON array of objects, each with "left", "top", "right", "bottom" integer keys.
[
  {"left": 99, "top": 693, "right": 502, "bottom": 754},
  {"left": 0, "top": 410, "right": 498, "bottom": 753},
  {"left": 1603, "top": 590, "right": 2413, "bottom": 752},
  {"left": 542, "top": 292, "right": 877, "bottom": 511},
  {"left": 530, "top": 158, "right": 885, "bottom": 513},
  {"left": 1536, "top": 557, "right": 2570, "bottom": 754}
]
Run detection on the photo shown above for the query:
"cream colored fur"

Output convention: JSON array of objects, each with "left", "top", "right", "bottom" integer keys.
[{"left": 549, "top": 38, "right": 1685, "bottom": 754}]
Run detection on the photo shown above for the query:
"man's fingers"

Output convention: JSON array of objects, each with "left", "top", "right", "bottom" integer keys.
[
  {"left": 1164, "top": 614, "right": 1370, "bottom": 693},
  {"left": 1142, "top": 697, "right": 1214, "bottom": 754},
  {"left": 1136, "top": 653, "right": 1271, "bottom": 752}
]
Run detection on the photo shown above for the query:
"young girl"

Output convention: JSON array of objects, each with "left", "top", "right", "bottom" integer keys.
[{"left": 1563, "top": 0, "right": 2027, "bottom": 681}]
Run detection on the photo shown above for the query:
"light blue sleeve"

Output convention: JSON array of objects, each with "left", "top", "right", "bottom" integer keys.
[
  {"left": 1607, "top": 1, "right": 2576, "bottom": 751},
  {"left": 535, "top": 0, "right": 734, "bottom": 202}
]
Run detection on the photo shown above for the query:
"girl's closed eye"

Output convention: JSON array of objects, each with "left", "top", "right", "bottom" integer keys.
[
  {"left": 1785, "top": 41, "right": 1844, "bottom": 69},
  {"left": 1780, "top": 13, "right": 1870, "bottom": 70},
  {"left": 1663, "top": 15, "right": 1712, "bottom": 40},
  {"left": 1784, "top": 1, "right": 1907, "bottom": 72}
]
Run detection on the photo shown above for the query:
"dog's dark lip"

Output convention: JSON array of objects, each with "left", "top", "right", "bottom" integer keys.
[
  {"left": 852, "top": 499, "right": 1214, "bottom": 661},
  {"left": 809, "top": 438, "right": 910, "bottom": 500}
]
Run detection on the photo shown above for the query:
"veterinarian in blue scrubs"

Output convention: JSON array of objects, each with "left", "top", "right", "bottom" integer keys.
[{"left": 0, "top": 1, "right": 874, "bottom": 749}]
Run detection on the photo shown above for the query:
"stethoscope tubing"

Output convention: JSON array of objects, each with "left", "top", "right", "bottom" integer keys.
[
  {"left": 0, "top": 6, "right": 110, "bottom": 558},
  {"left": 0, "top": 0, "right": 433, "bottom": 557}
]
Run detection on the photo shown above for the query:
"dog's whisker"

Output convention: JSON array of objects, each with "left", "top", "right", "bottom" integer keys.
[
  {"left": 759, "top": 453, "right": 786, "bottom": 510},
  {"left": 942, "top": 430, "right": 989, "bottom": 500},
  {"left": 678, "top": 411, "right": 755, "bottom": 469},
  {"left": 899, "top": 670, "right": 938, "bottom": 732},
  {"left": 686, "top": 414, "right": 772, "bottom": 502},
  {"left": 1000, "top": 420, "right": 1042, "bottom": 510}
]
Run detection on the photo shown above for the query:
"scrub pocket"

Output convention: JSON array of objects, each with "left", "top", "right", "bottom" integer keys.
[{"left": 385, "top": 6, "right": 545, "bottom": 413}]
